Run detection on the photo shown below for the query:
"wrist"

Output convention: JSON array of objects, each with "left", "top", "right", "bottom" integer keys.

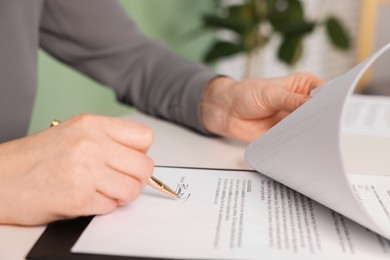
[{"left": 201, "top": 76, "right": 236, "bottom": 136}]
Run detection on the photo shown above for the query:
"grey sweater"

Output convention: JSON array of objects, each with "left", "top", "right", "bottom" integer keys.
[{"left": 0, "top": 0, "right": 216, "bottom": 142}]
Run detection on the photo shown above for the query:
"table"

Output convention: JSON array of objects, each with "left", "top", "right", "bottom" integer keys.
[{"left": 0, "top": 111, "right": 249, "bottom": 260}]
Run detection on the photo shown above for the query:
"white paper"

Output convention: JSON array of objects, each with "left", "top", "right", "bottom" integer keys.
[
  {"left": 73, "top": 44, "right": 390, "bottom": 259},
  {"left": 73, "top": 167, "right": 390, "bottom": 259},
  {"left": 245, "top": 43, "right": 390, "bottom": 240},
  {"left": 343, "top": 95, "right": 390, "bottom": 136},
  {"left": 123, "top": 113, "right": 249, "bottom": 170},
  {"left": 73, "top": 167, "right": 265, "bottom": 260},
  {"left": 349, "top": 175, "right": 390, "bottom": 229},
  {"left": 340, "top": 95, "right": 390, "bottom": 176}
]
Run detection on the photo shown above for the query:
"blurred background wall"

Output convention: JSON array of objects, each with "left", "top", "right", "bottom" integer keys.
[
  {"left": 361, "top": 0, "right": 390, "bottom": 94},
  {"left": 29, "top": 0, "right": 214, "bottom": 134}
]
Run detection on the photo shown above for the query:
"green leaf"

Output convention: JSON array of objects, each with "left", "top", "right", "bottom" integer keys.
[
  {"left": 228, "top": 3, "right": 259, "bottom": 25},
  {"left": 269, "top": 0, "right": 305, "bottom": 33},
  {"left": 278, "top": 36, "right": 303, "bottom": 65},
  {"left": 202, "top": 4, "right": 260, "bottom": 36},
  {"left": 265, "top": 0, "right": 277, "bottom": 12},
  {"left": 202, "top": 14, "right": 246, "bottom": 34},
  {"left": 204, "top": 41, "right": 245, "bottom": 63},
  {"left": 283, "top": 21, "right": 316, "bottom": 37},
  {"left": 326, "top": 17, "right": 351, "bottom": 49},
  {"left": 287, "top": 0, "right": 305, "bottom": 23}
]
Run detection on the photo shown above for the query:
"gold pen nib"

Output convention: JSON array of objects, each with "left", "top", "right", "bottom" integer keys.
[{"left": 148, "top": 176, "right": 179, "bottom": 199}]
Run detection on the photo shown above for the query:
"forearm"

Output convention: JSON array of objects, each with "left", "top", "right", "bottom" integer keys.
[{"left": 40, "top": 0, "right": 217, "bottom": 133}]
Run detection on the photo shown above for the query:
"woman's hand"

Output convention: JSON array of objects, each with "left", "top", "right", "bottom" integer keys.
[
  {"left": 0, "top": 114, "right": 154, "bottom": 225},
  {"left": 201, "top": 73, "right": 324, "bottom": 142}
]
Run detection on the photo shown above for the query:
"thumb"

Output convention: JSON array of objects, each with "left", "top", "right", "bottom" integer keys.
[{"left": 271, "top": 92, "right": 310, "bottom": 112}]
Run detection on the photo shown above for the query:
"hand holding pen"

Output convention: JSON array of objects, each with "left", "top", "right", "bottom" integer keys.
[
  {"left": 0, "top": 114, "right": 176, "bottom": 226},
  {"left": 51, "top": 118, "right": 178, "bottom": 200}
]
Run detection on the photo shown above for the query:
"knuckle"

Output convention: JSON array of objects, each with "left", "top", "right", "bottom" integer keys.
[
  {"left": 72, "top": 113, "right": 99, "bottom": 129},
  {"left": 68, "top": 138, "right": 96, "bottom": 162},
  {"left": 68, "top": 162, "right": 87, "bottom": 178}
]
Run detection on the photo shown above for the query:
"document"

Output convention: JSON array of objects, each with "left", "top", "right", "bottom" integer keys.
[
  {"left": 73, "top": 167, "right": 390, "bottom": 259},
  {"left": 73, "top": 43, "right": 390, "bottom": 259},
  {"left": 245, "top": 43, "right": 390, "bottom": 240},
  {"left": 341, "top": 96, "right": 390, "bottom": 176},
  {"left": 342, "top": 95, "right": 390, "bottom": 136}
]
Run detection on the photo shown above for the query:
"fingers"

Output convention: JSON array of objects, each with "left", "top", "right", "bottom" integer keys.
[
  {"left": 65, "top": 114, "right": 154, "bottom": 153},
  {"left": 264, "top": 85, "right": 310, "bottom": 113},
  {"left": 262, "top": 72, "right": 324, "bottom": 112},
  {"left": 94, "top": 165, "right": 143, "bottom": 205},
  {"left": 56, "top": 115, "right": 154, "bottom": 215},
  {"left": 89, "top": 144, "right": 153, "bottom": 210},
  {"left": 105, "top": 142, "right": 154, "bottom": 184},
  {"left": 77, "top": 116, "right": 154, "bottom": 204},
  {"left": 273, "top": 73, "right": 323, "bottom": 111},
  {"left": 277, "top": 92, "right": 310, "bottom": 112},
  {"left": 286, "top": 72, "right": 325, "bottom": 94},
  {"left": 0, "top": 114, "right": 156, "bottom": 225},
  {"left": 83, "top": 192, "right": 118, "bottom": 216},
  {"left": 103, "top": 117, "right": 154, "bottom": 153}
]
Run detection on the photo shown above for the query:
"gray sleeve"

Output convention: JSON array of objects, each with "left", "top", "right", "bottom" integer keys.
[{"left": 39, "top": 0, "right": 217, "bottom": 133}]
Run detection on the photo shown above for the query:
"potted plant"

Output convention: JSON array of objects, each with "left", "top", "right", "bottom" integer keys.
[{"left": 201, "top": 0, "right": 351, "bottom": 77}]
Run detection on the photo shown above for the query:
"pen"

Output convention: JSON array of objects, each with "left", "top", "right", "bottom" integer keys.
[
  {"left": 148, "top": 176, "right": 179, "bottom": 199},
  {"left": 49, "top": 119, "right": 178, "bottom": 200}
]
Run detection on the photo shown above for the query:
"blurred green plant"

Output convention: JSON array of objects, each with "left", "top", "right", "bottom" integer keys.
[{"left": 201, "top": 0, "right": 351, "bottom": 75}]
